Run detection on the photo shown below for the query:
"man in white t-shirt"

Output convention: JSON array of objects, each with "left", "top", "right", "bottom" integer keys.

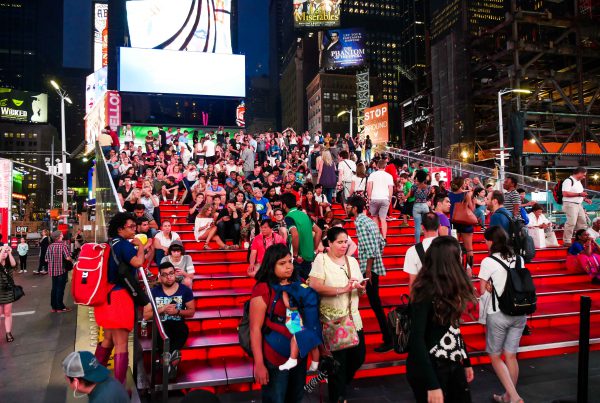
[
  {"left": 204, "top": 135, "right": 216, "bottom": 164},
  {"left": 562, "top": 167, "right": 592, "bottom": 246},
  {"left": 337, "top": 150, "right": 356, "bottom": 208},
  {"left": 403, "top": 212, "right": 439, "bottom": 289},
  {"left": 367, "top": 159, "right": 394, "bottom": 238}
]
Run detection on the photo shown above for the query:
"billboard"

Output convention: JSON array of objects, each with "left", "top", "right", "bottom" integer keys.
[
  {"left": 363, "top": 103, "right": 389, "bottom": 145},
  {"left": 85, "top": 67, "right": 108, "bottom": 114},
  {"left": 125, "top": 0, "right": 232, "bottom": 54},
  {"left": 84, "top": 93, "right": 107, "bottom": 155},
  {"left": 0, "top": 158, "right": 13, "bottom": 241},
  {"left": 105, "top": 91, "right": 121, "bottom": 128},
  {"left": 321, "top": 28, "right": 365, "bottom": 70},
  {"left": 94, "top": 2, "right": 108, "bottom": 71},
  {"left": 119, "top": 47, "right": 245, "bottom": 97},
  {"left": 294, "top": 0, "right": 341, "bottom": 28},
  {"left": 0, "top": 88, "right": 48, "bottom": 124}
]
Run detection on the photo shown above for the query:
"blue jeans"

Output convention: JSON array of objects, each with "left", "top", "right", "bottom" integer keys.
[
  {"left": 262, "top": 357, "right": 307, "bottom": 403},
  {"left": 323, "top": 187, "right": 335, "bottom": 204},
  {"left": 475, "top": 205, "right": 486, "bottom": 227},
  {"left": 413, "top": 202, "right": 430, "bottom": 243},
  {"left": 365, "top": 149, "right": 372, "bottom": 163}
]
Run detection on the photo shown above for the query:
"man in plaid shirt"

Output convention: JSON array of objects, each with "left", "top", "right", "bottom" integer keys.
[
  {"left": 346, "top": 195, "right": 393, "bottom": 353},
  {"left": 45, "top": 230, "right": 73, "bottom": 313}
]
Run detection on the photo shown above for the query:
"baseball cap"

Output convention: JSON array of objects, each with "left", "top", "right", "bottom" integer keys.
[{"left": 62, "top": 351, "right": 110, "bottom": 383}]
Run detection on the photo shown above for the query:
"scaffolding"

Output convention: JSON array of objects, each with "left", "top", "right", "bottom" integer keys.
[
  {"left": 469, "top": 0, "right": 600, "bottom": 176},
  {"left": 356, "top": 68, "right": 370, "bottom": 135}
]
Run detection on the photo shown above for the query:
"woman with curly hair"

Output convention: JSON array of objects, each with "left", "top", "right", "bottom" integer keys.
[
  {"left": 240, "top": 201, "right": 261, "bottom": 249},
  {"left": 407, "top": 236, "right": 476, "bottom": 402}
]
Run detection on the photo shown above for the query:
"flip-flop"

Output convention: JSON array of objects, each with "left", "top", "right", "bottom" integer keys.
[{"left": 493, "top": 394, "right": 509, "bottom": 403}]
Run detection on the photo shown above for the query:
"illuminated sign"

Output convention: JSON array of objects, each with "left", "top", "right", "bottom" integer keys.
[
  {"left": 126, "top": 0, "right": 232, "bottom": 54},
  {"left": 321, "top": 28, "right": 365, "bottom": 70},
  {"left": 363, "top": 103, "right": 389, "bottom": 144},
  {"left": 105, "top": 91, "right": 121, "bottom": 128},
  {"left": 294, "top": 0, "right": 341, "bottom": 29},
  {"left": 94, "top": 2, "right": 108, "bottom": 71},
  {"left": 85, "top": 67, "right": 107, "bottom": 114},
  {"left": 0, "top": 158, "right": 13, "bottom": 240},
  {"left": 0, "top": 88, "right": 48, "bottom": 123}
]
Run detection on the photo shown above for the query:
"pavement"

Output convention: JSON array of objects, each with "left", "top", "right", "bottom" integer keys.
[{"left": 2, "top": 248, "right": 599, "bottom": 403}]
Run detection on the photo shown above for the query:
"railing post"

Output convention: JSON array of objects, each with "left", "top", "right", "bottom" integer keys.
[{"left": 577, "top": 296, "right": 591, "bottom": 403}]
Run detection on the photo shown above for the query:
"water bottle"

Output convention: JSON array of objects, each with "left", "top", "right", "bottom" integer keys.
[
  {"left": 451, "top": 228, "right": 458, "bottom": 239},
  {"left": 140, "top": 320, "right": 148, "bottom": 337}
]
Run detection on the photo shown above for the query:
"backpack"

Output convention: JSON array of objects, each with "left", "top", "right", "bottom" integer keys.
[
  {"left": 387, "top": 294, "right": 411, "bottom": 354},
  {"left": 552, "top": 178, "right": 573, "bottom": 205},
  {"left": 72, "top": 243, "right": 111, "bottom": 306},
  {"left": 497, "top": 210, "right": 536, "bottom": 263},
  {"left": 490, "top": 255, "right": 537, "bottom": 316},
  {"left": 310, "top": 151, "right": 320, "bottom": 170},
  {"left": 238, "top": 288, "right": 282, "bottom": 357}
]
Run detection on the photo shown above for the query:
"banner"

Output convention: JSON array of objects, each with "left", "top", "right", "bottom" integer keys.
[
  {"left": 85, "top": 67, "right": 107, "bottom": 114},
  {"left": 84, "top": 93, "right": 107, "bottom": 155},
  {"left": 363, "top": 103, "right": 389, "bottom": 145},
  {"left": 125, "top": 0, "right": 232, "bottom": 54},
  {"left": 0, "top": 88, "right": 48, "bottom": 123},
  {"left": 429, "top": 168, "right": 452, "bottom": 189},
  {"left": 0, "top": 158, "right": 13, "bottom": 242},
  {"left": 105, "top": 91, "right": 121, "bottom": 128},
  {"left": 321, "top": 28, "right": 365, "bottom": 70},
  {"left": 94, "top": 2, "right": 108, "bottom": 71},
  {"left": 236, "top": 102, "right": 246, "bottom": 127},
  {"left": 294, "top": 0, "right": 341, "bottom": 28}
]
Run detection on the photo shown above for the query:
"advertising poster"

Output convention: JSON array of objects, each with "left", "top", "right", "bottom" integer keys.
[
  {"left": 321, "top": 28, "right": 365, "bottom": 70},
  {"left": 105, "top": 91, "right": 121, "bottom": 128},
  {"left": 294, "top": 0, "right": 341, "bottom": 28},
  {"left": 0, "top": 88, "right": 48, "bottom": 123},
  {"left": 84, "top": 93, "right": 107, "bottom": 155},
  {"left": 363, "top": 103, "right": 389, "bottom": 145},
  {"left": 85, "top": 67, "right": 107, "bottom": 114},
  {"left": 236, "top": 102, "right": 246, "bottom": 127},
  {"left": 94, "top": 2, "right": 108, "bottom": 71},
  {"left": 125, "top": 0, "right": 232, "bottom": 54},
  {"left": 0, "top": 158, "right": 13, "bottom": 241},
  {"left": 429, "top": 168, "right": 452, "bottom": 189}
]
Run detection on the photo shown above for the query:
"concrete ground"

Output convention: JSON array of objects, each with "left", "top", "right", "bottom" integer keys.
[{"left": 1, "top": 248, "right": 598, "bottom": 403}]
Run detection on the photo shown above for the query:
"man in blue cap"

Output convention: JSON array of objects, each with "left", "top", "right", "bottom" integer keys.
[{"left": 62, "top": 351, "right": 129, "bottom": 402}]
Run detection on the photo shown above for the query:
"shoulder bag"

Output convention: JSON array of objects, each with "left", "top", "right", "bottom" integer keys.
[
  {"left": 2, "top": 266, "right": 24, "bottom": 302},
  {"left": 321, "top": 255, "right": 360, "bottom": 352},
  {"left": 451, "top": 198, "right": 478, "bottom": 226}
]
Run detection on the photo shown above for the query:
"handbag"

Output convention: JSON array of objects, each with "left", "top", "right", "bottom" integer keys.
[
  {"left": 321, "top": 256, "right": 360, "bottom": 352},
  {"left": 387, "top": 294, "right": 411, "bottom": 354},
  {"left": 2, "top": 266, "right": 24, "bottom": 302},
  {"left": 451, "top": 200, "right": 478, "bottom": 226},
  {"left": 63, "top": 257, "right": 74, "bottom": 272}
]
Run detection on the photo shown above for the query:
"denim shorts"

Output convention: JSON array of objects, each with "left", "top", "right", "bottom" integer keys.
[{"left": 485, "top": 311, "right": 527, "bottom": 355}]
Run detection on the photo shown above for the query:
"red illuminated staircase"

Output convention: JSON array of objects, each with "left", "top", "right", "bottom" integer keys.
[{"left": 141, "top": 202, "right": 600, "bottom": 393}]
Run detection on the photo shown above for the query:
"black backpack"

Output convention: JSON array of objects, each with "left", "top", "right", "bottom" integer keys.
[
  {"left": 387, "top": 294, "right": 411, "bottom": 354},
  {"left": 552, "top": 177, "right": 573, "bottom": 205},
  {"left": 497, "top": 210, "right": 536, "bottom": 263},
  {"left": 310, "top": 151, "right": 321, "bottom": 170},
  {"left": 490, "top": 255, "right": 537, "bottom": 316},
  {"left": 238, "top": 288, "right": 284, "bottom": 357}
]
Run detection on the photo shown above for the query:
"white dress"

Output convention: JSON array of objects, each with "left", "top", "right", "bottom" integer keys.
[{"left": 194, "top": 217, "right": 214, "bottom": 240}]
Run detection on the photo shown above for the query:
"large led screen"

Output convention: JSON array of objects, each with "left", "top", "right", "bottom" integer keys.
[
  {"left": 294, "top": 0, "right": 341, "bottom": 29},
  {"left": 94, "top": 2, "right": 108, "bottom": 71},
  {"left": 118, "top": 47, "right": 245, "bottom": 97},
  {"left": 126, "top": 0, "right": 232, "bottom": 54},
  {"left": 85, "top": 67, "right": 108, "bottom": 114},
  {"left": 321, "top": 28, "right": 365, "bottom": 70}
]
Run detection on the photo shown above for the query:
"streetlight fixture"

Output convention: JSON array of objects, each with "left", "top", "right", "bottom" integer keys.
[
  {"left": 337, "top": 108, "right": 353, "bottom": 139},
  {"left": 497, "top": 88, "right": 531, "bottom": 183},
  {"left": 50, "top": 80, "right": 72, "bottom": 217}
]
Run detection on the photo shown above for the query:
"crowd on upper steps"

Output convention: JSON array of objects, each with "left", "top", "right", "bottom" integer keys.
[{"left": 54, "top": 126, "right": 597, "bottom": 403}]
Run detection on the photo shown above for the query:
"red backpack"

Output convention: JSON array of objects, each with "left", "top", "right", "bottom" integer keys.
[{"left": 72, "top": 243, "right": 111, "bottom": 306}]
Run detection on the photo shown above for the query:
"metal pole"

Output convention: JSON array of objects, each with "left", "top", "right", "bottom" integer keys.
[
  {"left": 498, "top": 91, "right": 506, "bottom": 184},
  {"left": 50, "top": 138, "right": 54, "bottom": 232},
  {"left": 60, "top": 97, "right": 68, "bottom": 216}
]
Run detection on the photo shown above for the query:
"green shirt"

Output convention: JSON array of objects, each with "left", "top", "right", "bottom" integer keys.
[
  {"left": 404, "top": 181, "right": 415, "bottom": 202},
  {"left": 285, "top": 207, "right": 315, "bottom": 262}
]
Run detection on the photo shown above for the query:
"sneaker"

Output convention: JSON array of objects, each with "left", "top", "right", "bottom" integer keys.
[
  {"left": 33, "top": 270, "right": 39, "bottom": 275},
  {"left": 56, "top": 308, "right": 73, "bottom": 313},
  {"left": 18, "top": 270, "right": 23, "bottom": 274},
  {"left": 23, "top": 269, "right": 27, "bottom": 273},
  {"left": 40, "top": 271, "right": 48, "bottom": 275},
  {"left": 373, "top": 343, "right": 393, "bottom": 353}
]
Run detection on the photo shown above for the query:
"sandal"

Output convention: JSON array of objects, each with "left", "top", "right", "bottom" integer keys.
[
  {"left": 220, "top": 245, "right": 232, "bottom": 250},
  {"left": 203, "top": 244, "right": 212, "bottom": 250},
  {"left": 6, "top": 332, "right": 14, "bottom": 343}
]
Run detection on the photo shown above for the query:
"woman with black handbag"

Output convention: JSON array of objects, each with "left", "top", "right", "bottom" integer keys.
[
  {"left": 0, "top": 244, "right": 18, "bottom": 342},
  {"left": 407, "top": 236, "right": 476, "bottom": 403}
]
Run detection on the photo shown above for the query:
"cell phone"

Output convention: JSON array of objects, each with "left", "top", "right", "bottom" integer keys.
[
  {"left": 170, "top": 300, "right": 178, "bottom": 305},
  {"left": 361, "top": 278, "right": 370, "bottom": 284}
]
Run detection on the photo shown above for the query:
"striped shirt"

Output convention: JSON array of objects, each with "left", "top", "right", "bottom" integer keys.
[
  {"left": 503, "top": 190, "right": 521, "bottom": 215},
  {"left": 354, "top": 213, "right": 386, "bottom": 276},
  {"left": 45, "top": 242, "right": 71, "bottom": 277}
]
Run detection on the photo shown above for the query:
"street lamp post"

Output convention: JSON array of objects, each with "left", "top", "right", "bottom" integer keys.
[
  {"left": 497, "top": 88, "right": 531, "bottom": 183},
  {"left": 337, "top": 108, "right": 353, "bottom": 139},
  {"left": 50, "top": 80, "right": 72, "bottom": 217}
]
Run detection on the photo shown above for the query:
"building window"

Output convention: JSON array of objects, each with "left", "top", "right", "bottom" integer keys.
[
  {"left": 324, "top": 115, "right": 331, "bottom": 123},
  {"left": 332, "top": 93, "right": 339, "bottom": 100},
  {"left": 323, "top": 92, "right": 330, "bottom": 100}
]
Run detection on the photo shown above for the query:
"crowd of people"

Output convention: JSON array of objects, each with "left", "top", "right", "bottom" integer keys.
[{"left": 1, "top": 125, "right": 597, "bottom": 402}]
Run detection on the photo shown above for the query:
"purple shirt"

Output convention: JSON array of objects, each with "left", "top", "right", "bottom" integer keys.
[{"left": 436, "top": 212, "right": 451, "bottom": 232}]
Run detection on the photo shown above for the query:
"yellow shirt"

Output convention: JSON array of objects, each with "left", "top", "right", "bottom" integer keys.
[{"left": 309, "top": 253, "right": 364, "bottom": 330}]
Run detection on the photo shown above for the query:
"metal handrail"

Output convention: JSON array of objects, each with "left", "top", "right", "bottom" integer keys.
[{"left": 139, "top": 266, "right": 170, "bottom": 402}]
